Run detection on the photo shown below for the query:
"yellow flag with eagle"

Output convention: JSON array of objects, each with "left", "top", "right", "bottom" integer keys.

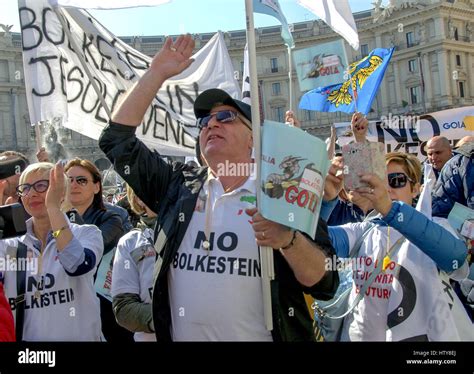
[{"left": 299, "top": 48, "right": 394, "bottom": 115}]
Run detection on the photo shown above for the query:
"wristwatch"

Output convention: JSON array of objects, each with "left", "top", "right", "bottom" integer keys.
[{"left": 52, "top": 225, "right": 69, "bottom": 238}]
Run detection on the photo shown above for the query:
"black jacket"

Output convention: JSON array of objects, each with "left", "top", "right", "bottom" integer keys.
[
  {"left": 99, "top": 122, "right": 339, "bottom": 341},
  {"left": 82, "top": 205, "right": 124, "bottom": 255}
]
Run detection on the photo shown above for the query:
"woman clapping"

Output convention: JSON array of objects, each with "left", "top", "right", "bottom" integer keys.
[{"left": 0, "top": 162, "right": 103, "bottom": 341}]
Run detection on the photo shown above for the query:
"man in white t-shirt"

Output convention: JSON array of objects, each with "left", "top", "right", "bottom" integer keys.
[{"left": 99, "top": 34, "right": 339, "bottom": 341}]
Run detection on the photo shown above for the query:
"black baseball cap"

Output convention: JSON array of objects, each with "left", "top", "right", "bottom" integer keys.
[
  {"left": 0, "top": 157, "right": 28, "bottom": 180},
  {"left": 194, "top": 88, "right": 252, "bottom": 124}
]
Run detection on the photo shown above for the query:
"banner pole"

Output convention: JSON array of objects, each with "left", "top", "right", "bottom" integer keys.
[
  {"left": 52, "top": 6, "right": 112, "bottom": 119},
  {"left": 245, "top": 0, "right": 274, "bottom": 332},
  {"left": 288, "top": 46, "right": 293, "bottom": 112},
  {"left": 34, "top": 122, "right": 42, "bottom": 152}
]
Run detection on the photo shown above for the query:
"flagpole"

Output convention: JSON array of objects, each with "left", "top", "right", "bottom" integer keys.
[
  {"left": 350, "top": 71, "right": 358, "bottom": 113},
  {"left": 327, "top": 124, "right": 336, "bottom": 160},
  {"left": 288, "top": 46, "right": 293, "bottom": 112},
  {"left": 52, "top": 6, "right": 112, "bottom": 119},
  {"left": 245, "top": 0, "right": 274, "bottom": 332}
]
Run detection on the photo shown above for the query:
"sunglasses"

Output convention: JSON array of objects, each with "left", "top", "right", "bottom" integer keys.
[
  {"left": 68, "top": 176, "right": 90, "bottom": 186},
  {"left": 16, "top": 179, "right": 49, "bottom": 197},
  {"left": 197, "top": 110, "right": 248, "bottom": 130},
  {"left": 387, "top": 172, "right": 414, "bottom": 189}
]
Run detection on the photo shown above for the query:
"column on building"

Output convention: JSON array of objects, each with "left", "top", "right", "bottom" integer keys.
[
  {"left": 6, "top": 59, "right": 19, "bottom": 150},
  {"left": 449, "top": 50, "right": 458, "bottom": 98},
  {"left": 434, "top": 17, "right": 446, "bottom": 40},
  {"left": 7, "top": 59, "right": 15, "bottom": 83},
  {"left": 393, "top": 60, "right": 403, "bottom": 109},
  {"left": 437, "top": 50, "right": 452, "bottom": 99},
  {"left": 380, "top": 77, "right": 390, "bottom": 114},
  {"left": 467, "top": 52, "right": 474, "bottom": 98},
  {"left": 375, "top": 33, "right": 382, "bottom": 49},
  {"left": 379, "top": 31, "right": 392, "bottom": 114},
  {"left": 422, "top": 52, "right": 432, "bottom": 109}
]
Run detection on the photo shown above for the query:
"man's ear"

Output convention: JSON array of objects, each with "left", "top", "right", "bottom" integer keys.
[{"left": 248, "top": 134, "right": 253, "bottom": 153}]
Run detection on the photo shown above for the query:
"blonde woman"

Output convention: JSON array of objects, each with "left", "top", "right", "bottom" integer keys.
[
  {"left": 326, "top": 152, "right": 469, "bottom": 341},
  {"left": 0, "top": 162, "right": 103, "bottom": 341}
]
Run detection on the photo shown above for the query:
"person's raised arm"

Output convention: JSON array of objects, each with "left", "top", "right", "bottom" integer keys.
[
  {"left": 112, "top": 35, "right": 195, "bottom": 127},
  {"left": 285, "top": 110, "right": 301, "bottom": 128},
  {"left": 36, "top": 147, "right": 50, "bottom": 163},
  {"left": 351, "top": 112, "right": 369, "bottom": 143},
  {"left": 46, "top": 162, "right": 73, "bottom": 251}
]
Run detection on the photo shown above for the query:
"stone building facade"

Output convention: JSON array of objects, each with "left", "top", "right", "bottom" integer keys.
[{"left": 0, "top": 0, "right": 473, "bottom": 161}]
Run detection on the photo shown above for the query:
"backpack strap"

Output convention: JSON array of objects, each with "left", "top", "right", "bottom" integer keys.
[{"left": 15, "top": 242, "right": 28, "bottom": 342}]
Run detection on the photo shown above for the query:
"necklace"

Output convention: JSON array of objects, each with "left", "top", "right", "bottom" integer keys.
[{"left": 382, "top": 226, "right": 391, "bottom": 271}]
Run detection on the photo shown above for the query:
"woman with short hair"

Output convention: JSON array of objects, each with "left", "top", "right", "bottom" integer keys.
[
  {"left": 325, "top": 152, "right": 469, "bottom": 341},
  {"left": 0, "top": 162, "right": 103, "bottom": 341}
]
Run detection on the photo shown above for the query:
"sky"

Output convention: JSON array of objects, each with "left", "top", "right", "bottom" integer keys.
[{"left": 3, "top": 0, "right": 374, "bottom": 36}]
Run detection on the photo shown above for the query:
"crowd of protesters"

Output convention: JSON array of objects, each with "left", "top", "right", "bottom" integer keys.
[{"left": 0, "top": 34, "right": 472, "bottom": 342}]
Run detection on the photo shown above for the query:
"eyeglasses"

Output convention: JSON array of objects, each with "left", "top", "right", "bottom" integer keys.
[
  {"left": 197, "top": 110, "right": 240, "bottom": 129},
  {"left": 387, "top": 172, "right": 414, "bottom": 189},
  {"left": 68, "top": 176, "right": 90, "bottom": 186},
  {"left": 16, "top": 179, "right": 49, "bottom": 197}
]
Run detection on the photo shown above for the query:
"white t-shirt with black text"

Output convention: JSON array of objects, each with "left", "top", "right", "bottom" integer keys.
[
  {"left": 339, "top": 217, "right": 465, "bottom": 341},
  {"left": 0, "top": 219, "right": 103, "bottom": 341},
  {"left": 168, "top": 176, "right": 272, "bottom": 341}
]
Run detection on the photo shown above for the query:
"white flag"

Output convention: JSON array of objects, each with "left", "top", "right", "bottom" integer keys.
[
  {"left": 297, "top": 0, "right": 359, "bottom": 50},
  {"left": 241, "top": 43, "right": 251, "bottom": 105},
  {"left": 253, "top": 0, "right": 295, "bottom": 48},
  {"left": 19, "top": 0, "right": 240, "bottom": 156},
  {"left": 48, "top": 0, "right": 171, "bottom": 9}
]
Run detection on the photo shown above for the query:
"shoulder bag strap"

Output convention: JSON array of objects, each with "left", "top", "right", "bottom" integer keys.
[
  {"left": 325, "top": 235, "right": 406, "bottom": 320},
  {"left": 15, "top": 242, "right": 28, "bottom": 342},
  {"left": 349, "top": 222, "right": 376, "bottom": 258}
]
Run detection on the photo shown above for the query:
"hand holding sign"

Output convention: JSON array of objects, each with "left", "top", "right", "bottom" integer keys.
[
  {"left": 342, "top": 142, "right": 386, "bottom": 191},
  {"left": 323, "top": 156, "right": 344, "bottom": 201},
  {"left": 353, "top": 173, "right": 392, "bottom": 217},
  {"left": 351, "top": 112, "right": 369, "bottom": 143},
  {"left": 245, "top": 207, "right": 293, "bottom": 249}
]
